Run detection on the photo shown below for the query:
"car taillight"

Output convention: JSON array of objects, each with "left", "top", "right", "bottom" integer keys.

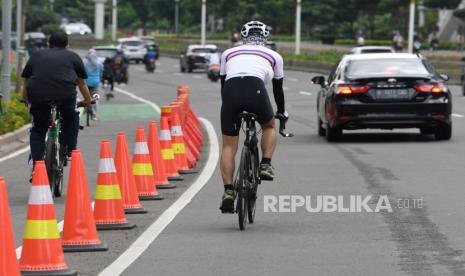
[
  {"left": 336, "top": 84, "right": 369, "bottom": 95},
  {"left": 415, "top": 83, "right": 446, "bottom": 93}
]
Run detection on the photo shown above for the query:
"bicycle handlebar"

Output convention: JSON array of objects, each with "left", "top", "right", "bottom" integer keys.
[{"left": 275, "top": 113, "right": 293, "bottom": 138}]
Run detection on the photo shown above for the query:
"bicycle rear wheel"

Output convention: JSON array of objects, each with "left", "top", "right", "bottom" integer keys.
[
  {"left": 44, "top": 138, "right": 63, "bottom": 197},
  {"left": 236, "top": 148, "right": 249, "bottom": 230},
  {"left": 247, "top": 150, "right": 259, "bottom": 223}
]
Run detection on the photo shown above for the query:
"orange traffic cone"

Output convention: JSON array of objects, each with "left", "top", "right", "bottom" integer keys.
[
  {"left": 148, "top": 121, "right": 176, "bottom": 189},
  {"left": 160, "top": 116, "right": 184, "bottom": 181},
  {"left": 19, "top": 161, "right": 77, "bottom": 276},
  {"left": 133, "top": 127, "right": 164, "bottom": 200},
  {"left": 115, "top": 132, "right": 148, "bottom": 213},
  {"left": 0, "top": 177, "right": 20, "bottom": 276},
  {"left": 94, "top": 140, "right": 136, "bottom": 230},
  {"left": 170, "top": 108, "right": 196, "bottom": 174},
  {"left": 62, "top": 150, "right": 108, "bottom": 252},
  {"left": 171, "top": 103, "right": 197, "bottom": 169}
]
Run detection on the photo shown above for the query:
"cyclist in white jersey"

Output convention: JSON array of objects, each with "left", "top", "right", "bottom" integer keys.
[{"left": 219, "top": 21, "right": 288, "bottom": 213}]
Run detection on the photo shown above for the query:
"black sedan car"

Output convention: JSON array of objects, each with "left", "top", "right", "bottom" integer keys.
[{"left": 313, "top": 53, "right": 452, "bottom": 141}]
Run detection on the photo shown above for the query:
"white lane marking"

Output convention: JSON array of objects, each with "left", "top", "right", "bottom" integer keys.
[
  {"left": 287, "top": 77, "right": 298, "bottom": 82},
  {"left": 299, "top": 91, "right": 312, "bottom": 96},
  {"left": 283, "top": 87, "right": 289, "bottom": 91},
  {"left": 114, "top": 87, "right": 161, "bottom": 113},
  {"left": 99, "top": 118, "right": 218, "bottom": 276},
  {"left": 0, "top": 146, "right": 29, "bottom": 163},
  {"left": 452, "top": 113, "right": 464, "bottom": 118}
]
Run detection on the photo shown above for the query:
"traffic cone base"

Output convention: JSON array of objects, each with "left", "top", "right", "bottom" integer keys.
[
  {"left": 179, "top": 168, "right": 197, "bottom": 174},
  {"left": 168, "top": 175, "right": 184, "bottom": 181},
  {"left": 156, "top": 183, "right": 177, "bottom": 189},
  {"left": 125, "top": 207, "right": 148, "bottom": 214},
  {"left": 139, "top": 194, "right": 164, "bottom": 201},
  {"left": 63, "top": 242, "right": 108, "bottom": 253},
  {"left": 21, "top": 269, "right": 78, "bottom": 276},
  {"left": 96, "top": 222, "right": 136, "bottom": 231}
]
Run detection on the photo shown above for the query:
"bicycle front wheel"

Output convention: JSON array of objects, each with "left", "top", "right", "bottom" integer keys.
[{"left": 247, "top": 150, "right": 259, "bottom": 223}]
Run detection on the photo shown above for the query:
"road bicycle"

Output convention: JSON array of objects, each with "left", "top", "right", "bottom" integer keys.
[{"left": 234, "top": 112, "right": 293, "bottom": 230}]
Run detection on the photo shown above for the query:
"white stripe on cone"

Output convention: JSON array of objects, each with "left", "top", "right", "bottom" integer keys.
[
  {"left": 171, "top": 126, "right": 183, "bottom": 137},
  {"left": 28, "top": 186, "right": 54, "bottom": 205},
  {"left": 159, "top": 130, "right": 171, "bottom": 141},
  {"left": 99, "top": 158, "right": 117, "bottom": 173},
  {"left": 134, "top": 142, "right": 149, "bottom": 155}
]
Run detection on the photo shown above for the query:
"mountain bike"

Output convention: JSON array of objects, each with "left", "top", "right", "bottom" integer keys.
[
  {"left": 44, "top": 102, "right": 66, "bottom": 197},
  {"left": 235, "top": 112, "right": 293, "bottom": 230},
  {"left": 45, "top": 97, "right": 97, "bottom": 197}
]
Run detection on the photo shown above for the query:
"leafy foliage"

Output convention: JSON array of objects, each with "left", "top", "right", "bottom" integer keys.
[{"left": 0, "top": 94, "right": 30, "bottom": 135}]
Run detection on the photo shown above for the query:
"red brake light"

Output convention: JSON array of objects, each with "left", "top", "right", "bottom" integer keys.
[
  {"left": 415, "top": 83, "right": 446, "bottom": 93},
  {"left": 336, "top": 84, "right": 369, "bottom": 95}
]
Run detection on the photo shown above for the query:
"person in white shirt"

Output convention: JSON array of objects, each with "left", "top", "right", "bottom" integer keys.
[{"left": 219, "top": 21, "right": 288, "bottom": 213}]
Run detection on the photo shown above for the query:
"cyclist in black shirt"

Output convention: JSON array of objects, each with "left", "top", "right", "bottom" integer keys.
[{"left": 21, "top": 32, "right": 92, "bottom": 165}]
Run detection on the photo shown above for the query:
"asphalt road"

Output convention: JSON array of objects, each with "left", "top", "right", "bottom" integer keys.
[{"left": 1, "top": 52, "right": 465, "bottom": 276}]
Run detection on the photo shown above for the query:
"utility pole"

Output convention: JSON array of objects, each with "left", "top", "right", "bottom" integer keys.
[
  {"left": 174, "top": 0, "right": 179, "bottom": 35},
  {"left": 201, "top": 0, "right": 206, "bottom": 45},
  {"left": 15, "top": 0, "right": 26, "bottom": 94},
  {"left": 2, "top": 0, "right": 13, "bottom": 101},
  {"left": 295, "top": 0, "right": 302, "bottom": 55},
  {"left": 112, "top": 0, "right": 117, "bottom": 41},
  {"left": 94, "top": 0, "right": 106, "bottom": 40},
  {"left": 408, "top": 0, "right": 416, "bottom": 53}
]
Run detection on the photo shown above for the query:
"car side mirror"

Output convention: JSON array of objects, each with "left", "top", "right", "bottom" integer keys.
[{"left": 311, "top": 76, "right": 327, "bottom": 87}]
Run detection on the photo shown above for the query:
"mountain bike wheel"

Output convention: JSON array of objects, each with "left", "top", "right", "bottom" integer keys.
[
  {"left": 44, "top": 138, "right": 63, "bottom": 197},
  {"left": 53, "top": 145, "right": 65, "bottom": 197},
  {"left": 236, "top": 148, "right": 249, "bottom": 230}
]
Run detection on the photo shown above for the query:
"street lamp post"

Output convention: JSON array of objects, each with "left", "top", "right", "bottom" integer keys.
[
  {"left": 201, "top": 0, "right": 206, "bottom": 45},
  {"left": 295, "top": 0, "right": 301, "bottom": 55},
  {"left": 112, "top": 0, "right": 117, "bottom": 41},
  {"left": 174, "top": 0, "right": 179, "bottom": 35},
  {"left": 2, "top": 0, "right": 12, "bottom": 101},
  {"left": 408, "top": 0, "right": 416, "bottom": 53}
]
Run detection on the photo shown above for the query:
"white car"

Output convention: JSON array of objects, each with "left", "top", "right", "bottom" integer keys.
[
  {"left": 350, "top": 46, "right": 395, "bottom": 55},
  {"left": 60, "top": 23, "right": 92, "bottom": 35},
  {"left": 117, "top": 37, "right": 147, "bottom": 63}
]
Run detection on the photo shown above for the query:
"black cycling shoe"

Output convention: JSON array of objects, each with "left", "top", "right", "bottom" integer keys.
[
  {"left": 259, "top": 163, "right": 275, "bottom": 181},
  {"left": 220, "top": 189, "right": 236, "bottom": 213}
]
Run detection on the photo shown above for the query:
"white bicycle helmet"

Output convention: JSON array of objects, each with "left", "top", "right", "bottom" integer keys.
[{"left": 241, "top": 21, "right": 270, "bottom": 39}]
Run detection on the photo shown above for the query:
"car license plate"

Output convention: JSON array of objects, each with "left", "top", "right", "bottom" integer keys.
[
  {"left": 374, "top": 89, "right": 409, "bottom": 100},
  {"left": 130, "top": 49, "right": 137, "bottom": 52}
]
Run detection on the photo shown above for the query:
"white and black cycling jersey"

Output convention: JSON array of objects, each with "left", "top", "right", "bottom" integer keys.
[{"left": 220, "top": 44, "right": 284, "bottom": 83}]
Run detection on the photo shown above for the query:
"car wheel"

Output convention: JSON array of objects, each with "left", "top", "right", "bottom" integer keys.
[
  {"left": 326, "top": 124, "right": 342, "bottom": 142},
  {"left": 180, "top": 64, "right": 186, "bottom": 72},
  {"left": 434, "top": 124, "right": 452, "bottom": 140},
  {"left": 318, "top": 118, "right": 326, "bottom": 137}
]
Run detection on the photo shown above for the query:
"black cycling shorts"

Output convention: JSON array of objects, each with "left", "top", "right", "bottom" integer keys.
[{"left": 221, "top": 76, "right": 274, "bottom": 136}]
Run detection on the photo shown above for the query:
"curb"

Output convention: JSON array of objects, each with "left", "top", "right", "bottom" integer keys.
[{"left": 0, "top": 123, "right": 30, "bottom": 151}]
